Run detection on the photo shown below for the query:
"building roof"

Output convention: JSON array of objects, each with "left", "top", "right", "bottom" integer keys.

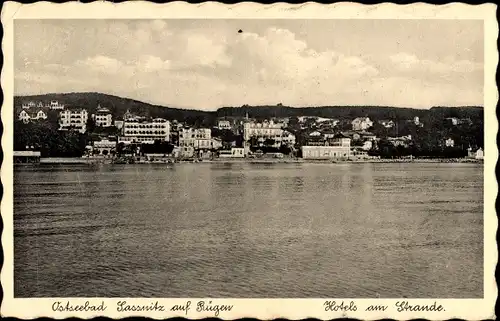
[
  {"left": 340, "top": 131, "right": 359, "bottom": 137},
  {"left": 332, "top": 132, "right": 350, "bottom": 139},
  {"left": 21, "top": 100, "right": 63, "bottom": 106},
  {"left": 388, "top": 135, "right": 412, "bottom": 141},
  {"left": 62, "top": 107, "right": 88, "bottom": 112},
  {"left": 20, "top": 108, "right": 48, "bottom": 118},
  {"left": 96, "top": 107, "right": 111, "bottom": 113},
  {"left": 306, "top": 136, "right": 324, "bottom": 142},
  {"left": 352, "top": 117, "right": 371, "bottom": 122}
]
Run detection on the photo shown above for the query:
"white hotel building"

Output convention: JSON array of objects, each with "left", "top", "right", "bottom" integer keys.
[
  {"left": 302, "top": 134, "right": 352, "bottom": 160},
  {"left": 59, "top": 109, "right": 89, "bottom": 133},
  {"left": 179, "top": 128, "right": 212, "bottom": 149},
  {"left": 18, "top": 109, "right": 48, "bottom": 123},
  {"left": 92, "top": 106, "right": 113, "bottom": 127},
  {"left": 119, "top": 117, "right": 170, "bottom": 144},
  {"left": 243, "top": 120, "right": 296, "bottom": 147}
]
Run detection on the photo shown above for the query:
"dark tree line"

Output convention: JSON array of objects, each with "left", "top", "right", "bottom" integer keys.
[
  {"left": 15, "top": 92, "right": 483, "bottom": 128},
  {"left": 14, "top": 120, "right": 89, "bottom": 157},
  {"left": 368, "top": 140, "right": 469, "bottom": 159}
]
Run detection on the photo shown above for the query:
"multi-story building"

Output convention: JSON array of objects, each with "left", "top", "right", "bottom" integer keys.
[
  {"left": 119, "top": 117, "right": 170, "bottom": 144},
  {"left": 219, "top": 148, "right": 245, "bottom": 158},
  {"left": 280, "top": 131, "right": 296, "bottom": 146},
  {"left": 351, "top": 147, "right": 371, "bottom": 159},
  {"left": 92, "top": 138, "right": 116, "bottom": 156},
  {"left": 217, "top": 120, "right": 232, "bottom": 130},
  {"left": 123, "top": 109, "right": 138, "bottom": 121},
  {"left": 18, "top": 110, "right": 30, "bottom": 122},
  {"left": 179, "top": 128, "right": 212, "bottom": 149},
  {"left": 22, "top": 101, "right": 36, "bottom": 109},
  {"left": 362, "top": 141, "right": 373, "bottom": 150},
  {"left": 18, "top": 108, "right": 48, "bottom": 123},
  {"left": 92, "top": 106, "right": 113, "bottom": 127},
  {"left": 21, "top": 100, "right": 64, "bottom": 110},
  {"left": 243, "top": 120, "right": 295, "bottom": 148},
  {"left": 388, "top": 135, "right": 412, "bottom": 147},
  {"left": 48, "top": 100, "right": 65, "bottom": 110},
  {"left": 468, "top": 147, "right": 484, "bottom": 159},
  {"left": 114, "top": 120, "right": 124, "bottom": 130},
  {"left": 59, "top": 109, "right": 89, "bottom": 133},
  {"left": 301, "top": 134, "right": 351, "bottom": 159},
  {"left": 243, "top": 120, "right": 283, "bottom": 141},
  {"left": 446, "top": 117, "right": 460, "bottom": 126},
  {"left": 351, "top": 117, "right": 373, "bottom": 131},
  {"left": 446, "top": 117, "right": 472, "bottom": 126},
  {"left": 475, "top": 148, "right": 484, "bottom": 160}
]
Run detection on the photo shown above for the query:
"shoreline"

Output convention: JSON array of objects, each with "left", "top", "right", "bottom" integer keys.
[{"left": 14, "top": 157, "right": 484, "bottom": 165}]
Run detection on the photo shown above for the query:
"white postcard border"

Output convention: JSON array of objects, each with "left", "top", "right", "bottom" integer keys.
[{"left": 1, "top": 2, "right": 498, "bottom": 320}]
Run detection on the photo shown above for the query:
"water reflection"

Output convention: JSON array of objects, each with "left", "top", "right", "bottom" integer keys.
[{"left": 14, "top": 162, "right": 483, "bottom": 298}]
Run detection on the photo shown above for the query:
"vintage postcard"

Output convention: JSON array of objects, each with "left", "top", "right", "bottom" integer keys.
[{"left": 0, "top": 1, "right": 497, "bottom": 320}]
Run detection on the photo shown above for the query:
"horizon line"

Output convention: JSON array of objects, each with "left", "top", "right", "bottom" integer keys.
[{"left": 13, "top": 91, "right": 484, "bottom": 112}]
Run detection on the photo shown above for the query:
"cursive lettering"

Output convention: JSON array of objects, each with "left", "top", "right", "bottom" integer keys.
[
  {"left": 170, "top": 301, "right": 191, "bottom": 315},
  {"left": 324, "top": 300, "right": 357, "bottom": 312},
  {"left": 116, "top": 301, "right": 165, "bottom": 312},
  {"left": 52, "top": 301, "right": 106, "bottom": 312},
  {"left": 395, "top": 301, "right": 444, "bottom": 312},
  {"left": 196, "top": 300, "right": 233, "bottom": 317}
]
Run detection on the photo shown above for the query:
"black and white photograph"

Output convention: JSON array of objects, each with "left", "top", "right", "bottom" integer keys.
[{"left": 1, "top": 2, "right": 497, "bottom": 320}]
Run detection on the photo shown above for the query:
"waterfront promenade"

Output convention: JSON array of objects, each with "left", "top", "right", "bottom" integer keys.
[{"left": 29, "top": 156, "right": 484, "bottom": 165}]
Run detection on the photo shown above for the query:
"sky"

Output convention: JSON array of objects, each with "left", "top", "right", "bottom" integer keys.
[{"left": 14, "top": 19, "right": 484, "bottom": 110}]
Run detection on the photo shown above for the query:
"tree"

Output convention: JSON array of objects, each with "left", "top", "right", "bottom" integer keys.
[
  {"left": 13, "top": 120, "right": 89, "bottom": 157},
  {"left": 212, "top": 128, "right": 238, "bottom": 143},
  {"left": 376, "top": 139, "right": 397, "bottom": 158},
  {"left": 46, "top": 110, "right": 60, "bottom": 127},
  {"left": 249, "top": 136, "right": 259, "bottom": 147},
  {"left": 116, "top": 142, "right": 125, "bottom": 154},
  {"left": 279, "top": 144, "right": 292, "bottom": 155},
  {"left": 264, "top": 138, "right": 276, "bottom": 146},
  {"left": 86, "top": 117, "right": 96, "bottom": 133}
]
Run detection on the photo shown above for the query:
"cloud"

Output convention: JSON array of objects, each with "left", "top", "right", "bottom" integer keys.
[
  {"left": 390, "top": 52, "right": 483, "bottom": 74},
  {"left": 14, "top": 21, "right": 483, "bottom": 109},
  {"left": 135, "top": 55, "right": 171, "bottom": 72},
  {"left": 16, "top": 71, "right": 59, "bottom": 84},
  {"left": 228, "top": 27, "right": 378, "bottom": 86},
  {"left": 389, "top": 53, "right": 420, "bottom": 70},
  {"left": 76, "top": 55, "right": 124, "bottom": 74},
  {"left": 182, "top": 34, "right": 232, "bottom": 68}
]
